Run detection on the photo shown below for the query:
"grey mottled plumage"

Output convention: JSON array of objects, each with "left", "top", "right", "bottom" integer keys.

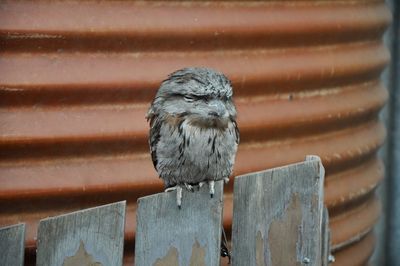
[{"left": 147, "top": 67, "right": 239, "bottom": 207}]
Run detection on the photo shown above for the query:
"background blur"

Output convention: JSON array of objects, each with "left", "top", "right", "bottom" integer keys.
[{"left": 0, "top": 1, "right": 398, "bottom": 265}]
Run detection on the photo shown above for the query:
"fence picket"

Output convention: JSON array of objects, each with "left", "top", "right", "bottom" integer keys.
[
  {"left": 36, "top": 201, "right": 126, "bottom": 266},
  {"left": 0, "top": 223, "right": 25, "bottom": 266},
  {"left": 231, "top": 155, "right": 325, "bottom": 266},
  {"left": 135, "top": 180, "right": 224, "bottom": 266},
  {"left": 321, "top": 207, "right": 332, "bottom": 266},
  {"left": 0, "top": 158, "right": 331, "bottom": 265}
]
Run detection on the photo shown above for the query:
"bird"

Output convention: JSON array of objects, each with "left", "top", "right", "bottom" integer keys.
[{"left": 146, "top": 67, "right": 240, "bottom": 208}]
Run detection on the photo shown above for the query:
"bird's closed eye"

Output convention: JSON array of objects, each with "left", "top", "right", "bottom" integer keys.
[
  {"left": 184, "top": 95, "right": 196, "bottom": 102},
  {"left": 183, "top": 94, "right": 217, "bottom": 104}
]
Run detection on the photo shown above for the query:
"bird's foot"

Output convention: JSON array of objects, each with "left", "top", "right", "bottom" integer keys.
[
  {"left": 198, "top": 180, "right": 216, "bottom": 197},
  {"left": 175, "top": 186, "right": 183, "bottom": 209},
  {"left": 184, "top": 183, "right": 195, "bottom": 192},
  {"left": 164, "top": 185, "right": 183, "bottom": 209},
  {"left": 165, "top": 186, "right": 177, "bottom": 193},
  {"left": 209, "top": 180, "right": 215, "bottom": 198},
  {"left": 224, "top": 177, "right": 230, "bottom": 184},
  {"left": 198, "top": 182, "right": 205, "bottom": 190}
]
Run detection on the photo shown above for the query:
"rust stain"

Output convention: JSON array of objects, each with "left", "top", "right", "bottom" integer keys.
[
  {"left": 63, "top": 241, "right": 102, "bottom": 266},
  {"left": 0, "top": 1, "right": 390, "bottom": 265}
]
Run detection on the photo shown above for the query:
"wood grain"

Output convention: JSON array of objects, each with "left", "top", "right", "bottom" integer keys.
[
  {"left": 231, "top": 156, "right": 325, "bottom": 266},
  {"left": 36, "top": 201, "right": 126, "bottom": 266},
  {"left": 321, "top": 207, "right": 331, "bottom": 266},
  {"left": 135, "top": 181, "right": 224, "bottom": 266},
  {"left": 0, "top": 223, "right": 25, "bottom": 266}
]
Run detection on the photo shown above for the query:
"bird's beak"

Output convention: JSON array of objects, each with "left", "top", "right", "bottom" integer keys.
[{"left": 208, "top": 100, "right": 227, "bottom": 119}]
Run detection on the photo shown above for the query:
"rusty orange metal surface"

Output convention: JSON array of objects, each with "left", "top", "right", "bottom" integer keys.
[{"left": 0, "top": 1, "right": 391, "bottom": 265}]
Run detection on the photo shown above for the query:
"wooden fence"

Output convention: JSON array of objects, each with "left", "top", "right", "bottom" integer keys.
[{"left": 0, "top": 156, "right": 333, "bottom": 266}]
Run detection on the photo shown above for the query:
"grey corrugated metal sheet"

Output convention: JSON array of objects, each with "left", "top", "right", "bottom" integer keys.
[
  {"left": 385, "top": 0, "right": 400, "bottom": 264},
  {"left": 0, "top": 1, "right": 391, "bottom": 264}
]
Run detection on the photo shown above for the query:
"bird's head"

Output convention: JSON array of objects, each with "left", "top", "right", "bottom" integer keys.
[{"left": 148, "top": 67, "right": 237, "bottom": 129}]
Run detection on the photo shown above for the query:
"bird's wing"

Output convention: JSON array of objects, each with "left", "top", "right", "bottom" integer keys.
[
  {"left": 148, "top": 115, "right": 162, "bottom": 170},
  {"left": 232, "top": 120, "right": 240, "bottom": 145}
]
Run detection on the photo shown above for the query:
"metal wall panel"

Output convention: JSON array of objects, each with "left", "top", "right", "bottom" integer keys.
[
  {"left": 0, "top": 1, "right": 391, "bottom": 265},
  {"left": 385, "top": 0, "right": 400, "bottom": 264}
]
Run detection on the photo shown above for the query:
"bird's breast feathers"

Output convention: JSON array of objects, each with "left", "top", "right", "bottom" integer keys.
[{"left": 154, "top": 116, "right": 238, "bottom": 185}]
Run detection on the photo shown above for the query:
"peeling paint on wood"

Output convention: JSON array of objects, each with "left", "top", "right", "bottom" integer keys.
[
  {"left": 36, "top": 201, "right": 125, "bottom": 266},
  {"left": 62, "top": 241, "right": 102, "bottom": 266},
  {"left": 153, "top": 246, "right": 179, "bottom": 266},
  {"left": 256, "top": 231, "right": 265, "bottom": 266},
  {"left": 189, "top": 240, "right": 206, "bottom": 266},
  {"left": 231, "top": 156, "right": 325, "bottom": 266},
  {"left": 268, "top": 195, "right": 303, "bottom": 266},
  {"left": 135, "top": 181, "right": 224, "bottom": 266}
]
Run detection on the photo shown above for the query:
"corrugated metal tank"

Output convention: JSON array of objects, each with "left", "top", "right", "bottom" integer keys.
[{"left": 0, "top": 1, "right": 391, "bottom": 265}]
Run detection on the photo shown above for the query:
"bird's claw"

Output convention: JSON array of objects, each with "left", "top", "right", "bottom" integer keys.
[
  {"left": 164, "top": 185, "right": 183, "bottom": 209},
  {"left": 224, "top": 177, "right": 229, "bottom": 184},
  {"left": 198, "top": 182, "right": 205, "bottom": 189},
  {"left": 165, "top": 186, "right": 176, "bottom": 193},
  {"left": 176, "top": 186, "right": 182, "bottom": 209},
  {"left": 199, "top": 180, "right": 216, "bottom": 197},
  {"left": 184, "top": 183, "right": 194, "bottom": 192},
  {"left": 165, "top": 179, "right": 221, "bottom": 208},
  {"left": 209, "top": 180, "right": 215, "bottom": 198}
]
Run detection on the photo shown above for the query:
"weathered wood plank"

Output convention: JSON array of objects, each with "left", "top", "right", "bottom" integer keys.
[
  {"left": 135, "top": 181, "right": 224, "bottom": 266},
  {"left": 0, "top": 223, "right": 25, "bottom": 266},
  {"left": 321, "top": 207, "right": 330, "bottom": 266},
  {"left": 36, "top": 201, "right": 126, "bottom": 266},
  {"left": 231, "top": 155, "right": 325, "bottom": 266}
]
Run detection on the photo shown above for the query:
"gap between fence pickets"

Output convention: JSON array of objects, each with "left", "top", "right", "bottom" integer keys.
[
  {"left": 0, "top": 223, "right": 25, "bottom": 266},
  {"left": 231, "top": 155, "right": 328, "bottom": 266},
  {"left": 35, "top": 201, "right": 126, "bottom": 266},
  {"left": 135, "top": 180, "right": 224, "bottom": 266}
]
